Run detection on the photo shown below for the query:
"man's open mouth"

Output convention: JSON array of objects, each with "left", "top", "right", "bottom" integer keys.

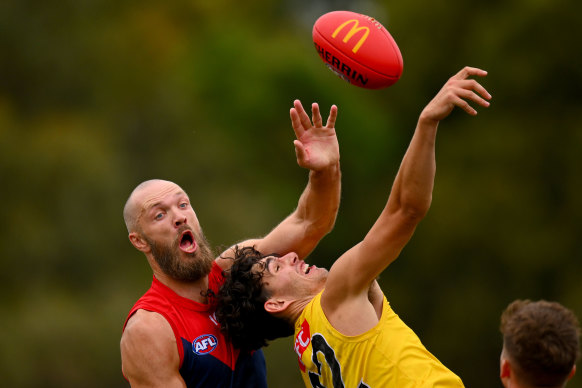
[{"left": 179, "top": 230, "right": 198, "bottom": 253}]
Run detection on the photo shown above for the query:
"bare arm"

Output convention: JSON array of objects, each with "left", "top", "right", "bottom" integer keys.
[
  {"left": 121, "top": 310, "right": 186, "bottom": 388},
  {"left": 216, "top": 100, "right": 341, "bottom": 268},
  {"left": 324, "top": 67, "right": 492, "bottom": 305}
]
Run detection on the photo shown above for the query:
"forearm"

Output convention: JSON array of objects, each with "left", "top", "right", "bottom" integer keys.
[
  {"left": 249, "top": 161, "right": 340, "bottom": 260},
  {"left": 296, "top": 161, "right": 341, "bottom": 235},
  {"left": 389, "top": 116, "right": 438, "bottom": 218}
]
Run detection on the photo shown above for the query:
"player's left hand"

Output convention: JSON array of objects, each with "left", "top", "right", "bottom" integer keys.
[{"left": 290, "top": 100, "right": 340, "bottom": 171}]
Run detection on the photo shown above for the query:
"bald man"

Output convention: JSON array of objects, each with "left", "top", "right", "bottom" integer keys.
[{"left": 120, "top": 100, "right": 341, "bottom": 388}]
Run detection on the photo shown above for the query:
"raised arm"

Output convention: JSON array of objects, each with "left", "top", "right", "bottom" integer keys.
[
  {"left": 216, "top": 100, "right": 341, "bottom": 268},
  {"left": 325, "top": 67, "right": 491, "bottom": 301}
]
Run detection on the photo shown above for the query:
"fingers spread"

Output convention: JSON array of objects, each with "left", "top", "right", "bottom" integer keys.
[
  {"left": 326, "top": 105, "right": 338, "bottom": 128},
  {"left": 311, "top": 103, "right": 323, "bottom": 128},
  {"left": 290, "top": 107, "right": 305, "bottom": 138},
  {"left": 294, "top": 99, "right": 312, "bottom": 130}
]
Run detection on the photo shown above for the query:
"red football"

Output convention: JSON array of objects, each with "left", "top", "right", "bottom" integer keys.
[{"left": 312, "top": 11, "right": 403, "bottom": 89}]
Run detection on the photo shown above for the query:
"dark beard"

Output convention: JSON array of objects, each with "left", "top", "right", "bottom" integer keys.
[{"left": 146, "top": 228, "right": 214, "bottom": 282}]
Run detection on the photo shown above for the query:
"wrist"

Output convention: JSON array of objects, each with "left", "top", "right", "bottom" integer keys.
[
  {"left": 417, "top": 113, "right": 440, "bottom": 131},
  {"left": 310, "top": 161, "right": 340, "bottom": 177}
]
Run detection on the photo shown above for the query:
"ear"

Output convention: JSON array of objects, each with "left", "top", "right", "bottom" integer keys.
[
  {"left": 129, "top": 232, "right": 150, "bottom": 253},
  {"left": 264, "top": 298, "right": 292, "bottom": 315},
  {"left": 568, "top": 364, "right": 576, "bottom": 380},
  {"left": 500, "top": 358, "right": 511, "bottom": 379}
]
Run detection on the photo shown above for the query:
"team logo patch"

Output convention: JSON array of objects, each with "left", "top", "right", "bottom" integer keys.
[
  {"left": 294, "top": 319, "right": 311, "bottom": 372},
  {"left": 192, "top": 334, "right": 218, "bottom": 355}
]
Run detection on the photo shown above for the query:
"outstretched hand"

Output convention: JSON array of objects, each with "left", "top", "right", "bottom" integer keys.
[
  {"left": 290, "top": 100, "right": 340, "bottom": 171},
  {"left": 420, "top": 66, "right": 492, "bottom": 124}
]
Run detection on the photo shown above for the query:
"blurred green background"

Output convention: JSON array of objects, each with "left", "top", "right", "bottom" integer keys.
[{"left": 1, "top": 0, "right": 581, "bottom": 387}]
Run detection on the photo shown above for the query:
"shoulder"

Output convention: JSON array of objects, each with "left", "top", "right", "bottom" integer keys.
[
  {"left": 124, "top": 309, "right": 173, "bottom": 337},
  {"left": 320, "top": 280, "right": 383, "bottom": 336},
  {"left": 122, "top": 310, "right": 176, "bottom": 358},
  {"left": 121, "top": 310, "right": 181, "bottom": 385}
]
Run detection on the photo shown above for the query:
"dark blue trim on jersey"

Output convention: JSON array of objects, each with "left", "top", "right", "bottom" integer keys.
[{"left": 180, "top": 338, "right": 267, "bottom": 388}]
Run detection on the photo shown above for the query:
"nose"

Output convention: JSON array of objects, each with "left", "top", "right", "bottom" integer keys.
[
  {"left": 282, "top": 252, "right": 298, "bottom": 264},
  {"left": 174, "top": 213, "right": 187, "bottom": 228}
]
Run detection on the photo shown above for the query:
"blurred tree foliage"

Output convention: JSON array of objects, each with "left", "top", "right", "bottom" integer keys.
[{"left": 1, "top": 0, "right": 581, "bottom": 387}]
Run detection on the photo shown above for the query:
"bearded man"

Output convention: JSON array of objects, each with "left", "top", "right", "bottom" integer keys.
[{"left": 120, "top": 99, "right": 341, "bottom": 388}]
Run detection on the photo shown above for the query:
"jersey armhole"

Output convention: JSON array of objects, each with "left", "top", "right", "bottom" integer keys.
[{"left": 124, "top": 307, "right": 185, "bottom": 369}]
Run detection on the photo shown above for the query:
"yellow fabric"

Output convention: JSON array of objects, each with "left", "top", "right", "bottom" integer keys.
[{"left": 293, "top": 291, "right": 464, "bottom": 388}]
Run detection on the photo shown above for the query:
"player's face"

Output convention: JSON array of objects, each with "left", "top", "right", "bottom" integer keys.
[
  {"left": 136, "top": 181, "right": 214, "bottom": 281},
  {"left": 258, "top": 252, "right": 328, "bottom": 300}
]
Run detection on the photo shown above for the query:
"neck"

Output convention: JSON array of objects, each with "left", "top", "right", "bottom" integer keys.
[
  {"left": 153, "top": 270, "right": 210, "bottom": 303},
  {"left": 506, "top": 381, "right": 564, "bottom": 388},
  {"left": 504, "top": 373, "right": 567, "bottom": 388},
  {"left": 286, "top": 296, "right": 315, "bottom": 323}
]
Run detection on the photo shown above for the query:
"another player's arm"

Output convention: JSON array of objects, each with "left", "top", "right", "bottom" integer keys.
[
  {"left": 121, "top": 310, "right": 186, "bottom": 388},
  {"left": 324, "top": 67, "right": 491, "bottom": 303},
  {"left": 216, "top": 100, "right": 341, "bottom": 269}
]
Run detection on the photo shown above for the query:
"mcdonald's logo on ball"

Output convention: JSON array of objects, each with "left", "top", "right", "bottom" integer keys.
[
  {"left": 332, "top": 19, "right": 370, "bottom": 54},
  {"left": 312, "top": 11, "right": 403, "bottom": 89}
]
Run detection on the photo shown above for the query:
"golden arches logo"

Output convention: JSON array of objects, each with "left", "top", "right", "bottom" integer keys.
[{"left": 331, "top": 19, "right": 370, "bottom": 53}]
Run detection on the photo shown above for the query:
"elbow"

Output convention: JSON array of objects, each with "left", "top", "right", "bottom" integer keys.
[
  {"left": 326, "top": 201, "right": 341, "bottom": 234},
  {"left": 303, "top": 207, "right": 339, "bottom": 248},
  {"left": 308, "top": 200, "right": 340, "bottom": 236},
  {"left": 400, "top": 195, "right": 432, "bottom": 222},
  {"left": 309, "top": 214, "right": 337, "bottom": 239},
  {"left": 322, "top": 203, "right": 340, "bottom": 234}
]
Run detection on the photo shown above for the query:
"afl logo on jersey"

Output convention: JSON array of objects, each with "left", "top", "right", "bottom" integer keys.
[{"left": 192, "top": 334, "right": 218, "bottom": 355}]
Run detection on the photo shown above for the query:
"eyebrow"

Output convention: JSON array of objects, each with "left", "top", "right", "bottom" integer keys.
[
  {"left": 264, "top": 257, "right": 275, "bottom": 275},
  {"left": 262, "top": 253, "right": 283, "bottom": 275}
]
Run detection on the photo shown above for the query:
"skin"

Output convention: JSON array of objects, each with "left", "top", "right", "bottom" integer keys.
[
  {"left": 120, "top": 99, "right": 342, "bottom": 387},
  {"left": 262, "top": 67, "right": 493, "bottom": 339}
]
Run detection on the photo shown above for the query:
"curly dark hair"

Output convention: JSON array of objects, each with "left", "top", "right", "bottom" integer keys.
[
  {"left": 215, "top": 245, "right": 295, "bottom": 353},
  {"left": 500, "top": 299, "right": 581, "bottom": 386}
]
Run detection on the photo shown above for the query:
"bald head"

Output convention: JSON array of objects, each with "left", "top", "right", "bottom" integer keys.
[{"left": 123, "top": 179, "right": 181, "bottom": 233}]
